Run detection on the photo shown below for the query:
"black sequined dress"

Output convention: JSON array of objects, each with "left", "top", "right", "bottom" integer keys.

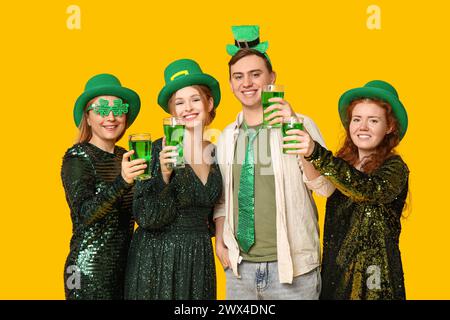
[
  {"left": 306, "top": 143, "right": 409, "bottom": 300},
  {"left": 61, "top": 142, "right": 134, "bottom": 299},
  {"left": 125, "top": 138, "right": 222, "bottom": 300}
]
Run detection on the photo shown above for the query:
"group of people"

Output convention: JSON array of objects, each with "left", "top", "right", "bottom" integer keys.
[{"left": 61, "top": 25, "right": 410, "bottom": 300}]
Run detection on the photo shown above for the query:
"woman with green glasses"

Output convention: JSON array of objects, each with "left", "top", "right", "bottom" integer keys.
[{"left": 61, "top": 74, "right": 145, "bottom": 299}]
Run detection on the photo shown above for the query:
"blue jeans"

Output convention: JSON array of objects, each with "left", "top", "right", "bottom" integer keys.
[{"left": 225, "top": 261, "right": 321, "bottom": 300}]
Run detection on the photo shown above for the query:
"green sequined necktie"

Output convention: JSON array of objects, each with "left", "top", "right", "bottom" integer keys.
[{"left": 237, "top": 123, "right": 261, "bottom": 253}]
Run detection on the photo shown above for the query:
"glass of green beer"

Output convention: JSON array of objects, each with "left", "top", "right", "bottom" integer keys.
[
  {"left": 128, "top": 133, "right": 152, "bottom": 180},
  {"left": 282, "top": 116, "right": 304, "bottom": 154},
  {"left": 262, "top": 84, "right": 284, "bottom": 129},
  {"left": 163, "top": 117, "right": 186, "bottom": 169}
]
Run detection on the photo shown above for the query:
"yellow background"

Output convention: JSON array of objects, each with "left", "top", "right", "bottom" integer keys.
[{"left": 0, "top": 0, "right": 449, "bottom": 299}]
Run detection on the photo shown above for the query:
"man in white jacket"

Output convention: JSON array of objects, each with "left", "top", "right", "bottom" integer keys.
[{"left": 214, "top": 25, "right": 335, "bottom": 300}]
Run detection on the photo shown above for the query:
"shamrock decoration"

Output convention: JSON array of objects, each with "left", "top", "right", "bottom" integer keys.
[{"left": 88, "top": 98, "right": 129, "bottom": 117}]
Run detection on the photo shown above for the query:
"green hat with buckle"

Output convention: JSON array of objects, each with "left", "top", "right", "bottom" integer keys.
[
  {"left": 73, "top": 73, "right": 141, "bottom": 128},
  {"left": 157, "top": 59, "right": 221, "bottom": 112},
  {"left": 338, "top": 80, "right": 408, "bottom": 140},
  {"left": 226, "top": 25, "right": 269, "bottom": 57}
]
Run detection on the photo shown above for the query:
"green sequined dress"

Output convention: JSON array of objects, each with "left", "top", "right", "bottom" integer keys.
[
  {"left": 306, "top": 143, "right": 409, "bottom": 300},
  {"left": 125, "top": 138, "right": 222, "bottom": 300},
  {"left": 61, "top": 143, "right": 134, "bottom": 299}
]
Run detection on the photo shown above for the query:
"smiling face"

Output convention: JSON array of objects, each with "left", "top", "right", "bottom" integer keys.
[
  {"left": 349, "top": 100, "right": 392, "bottom": 159},
  {"left": 229, "top": 54, "right": 275, "bottom": 109},
  {"left": 86, "top": 95, "right": 127, "bottom": 144},
  {"left": 169, "top": 86, "right": 213, "bottom": 129}
]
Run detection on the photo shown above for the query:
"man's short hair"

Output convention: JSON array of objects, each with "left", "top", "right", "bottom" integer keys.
[{"left": 228, "top": 48, "right": 273, "bottom": 78}]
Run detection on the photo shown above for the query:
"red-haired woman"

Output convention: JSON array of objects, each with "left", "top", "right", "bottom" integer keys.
[
  {"left": 124, "top": 59, "right": 222, "bottom": 300},
  {"left": 283, "top": 80, "right": 409, "bottom": 300}
]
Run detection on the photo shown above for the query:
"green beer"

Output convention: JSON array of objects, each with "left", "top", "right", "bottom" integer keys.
[
  {"left": 163, "top": 117, "right": 185, "bottom": 169},
  {"left": 282, "top": 117, "right": 303, "bottom": 154},
  {"left": 128, "top": 133, "right": 152, "bottom": 180},
  {"left": 262, "top": 84, "right": 284, "bottom": 128}
]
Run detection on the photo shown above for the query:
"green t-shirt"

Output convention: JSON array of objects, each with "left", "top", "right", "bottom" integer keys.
[{"left": 233, "top": 123, "right": 277, "bottom": 262}]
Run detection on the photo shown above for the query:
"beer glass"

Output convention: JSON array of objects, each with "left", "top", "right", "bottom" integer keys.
[
  {"left": 128, "top": 133, "right": 152, "bottom": 180},
  {"left": 262, "top": 84, "right": 284, "bottom": 128},
  {"left": 282, "top": 117, "right": 303, "bottom": 154},
  {"left": 163, "top": 117, "right": 186, "bottom": 169}
]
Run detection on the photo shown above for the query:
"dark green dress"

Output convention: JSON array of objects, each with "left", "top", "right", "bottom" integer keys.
[
  {"left": 125, "top": 138, "right": 222, "bottom": 300},
  {"left": 306, "top": 143, "right": 409, "bottom": 300},
  {"left": 61, "top": 142, "right": 134, "bottom": 299}
]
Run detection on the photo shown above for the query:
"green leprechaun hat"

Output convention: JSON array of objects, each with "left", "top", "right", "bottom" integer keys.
[
  {"left": 338, "top": 80, "right": 408, "bottom": 140},
  {"left": 157, "top": 59, "right": 221, "bottom": 112},
  {"left": 74, "top": 73, "right": 141, "bottom": 127},
  {"left": 226, "top": 25, "right": 269, "bottom": 56}
]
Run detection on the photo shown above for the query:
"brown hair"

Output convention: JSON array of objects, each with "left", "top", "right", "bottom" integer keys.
[
  {"left": 77, "top": 97, "right": 127, "bottom": 143},
  {"left": 168, "top": 84, "right": 216, "bottom": 126},
  {"left": 228, "top": 48, "right": 273, "bottom": 78},
  {"left": 336, "top": 98, "right": 401, "bottom": 173}
]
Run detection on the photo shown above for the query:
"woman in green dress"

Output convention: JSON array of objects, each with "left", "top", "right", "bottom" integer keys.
[
  {"left": 283, "top": 80, "right": 409, "bottom": 299},
  {"left": 61, "top": 74, "right": 145, "bottom": 299},
  {"left": 125, "top": 59, "right": 222, "bottom": 299}
]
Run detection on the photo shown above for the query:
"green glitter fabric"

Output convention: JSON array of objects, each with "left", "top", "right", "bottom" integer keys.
[
  {"left": 306, "top": 142, "right": 409, "bottom": 300},
  {"left": 61, "top": 142, "right": 134, "bottom": 299}
]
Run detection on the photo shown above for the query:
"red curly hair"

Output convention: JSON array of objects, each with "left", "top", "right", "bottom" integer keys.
[{"left": 336, "top": 98, "right": 401, "bottom": 173}]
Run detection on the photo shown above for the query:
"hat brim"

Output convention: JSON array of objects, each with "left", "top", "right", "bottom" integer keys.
[
  {"left": 74, "top": 86, "right": 141, "bottom": 128},
  {"left": 338, "top": 87, "right": 408, "bottom": 139},
  {"left": 226, "top": 41, "right": 269, "bottom": 56},
  {"left": 157, "top": 74, "right": 221, "bottom": 113}
]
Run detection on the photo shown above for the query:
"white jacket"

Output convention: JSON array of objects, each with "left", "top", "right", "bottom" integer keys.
[{"left": 213, "top": 112, "right": 335, "bottom": 284}]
